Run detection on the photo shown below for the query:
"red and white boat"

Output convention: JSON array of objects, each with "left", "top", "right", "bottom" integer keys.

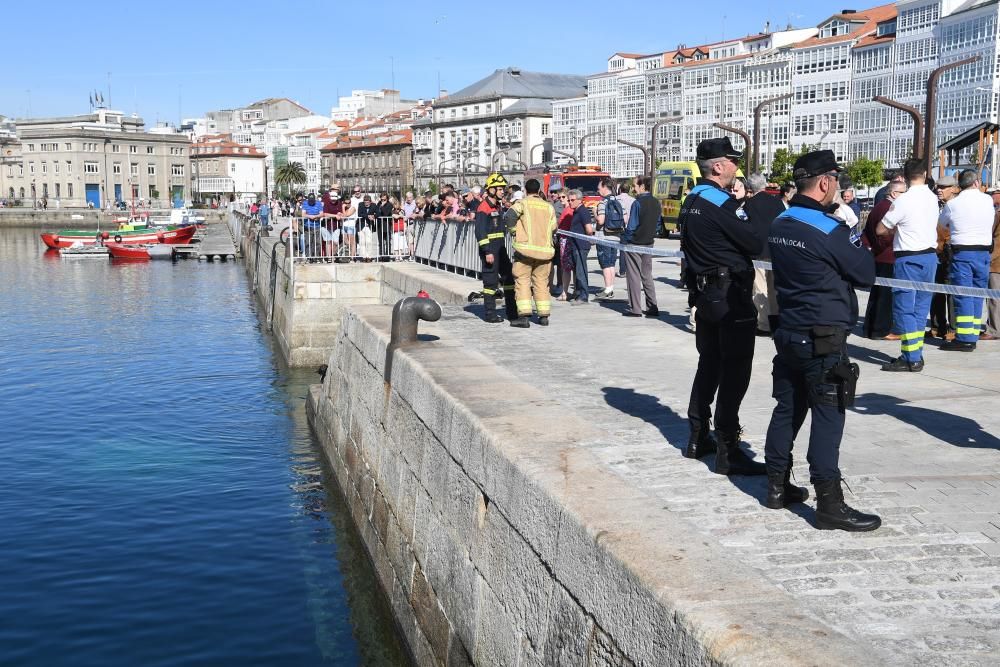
[
  {"left": 40, "top": 225, "right": 197, "bottom": 249},
  {"left": 105, "top": 243, "right": 150, "bottom": 259}
]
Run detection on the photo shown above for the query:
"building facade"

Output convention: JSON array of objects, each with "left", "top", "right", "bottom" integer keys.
[
  {"left": 413, "top": 68, "right": 587, "bottom": 189},
  {"left": 321, "top": 130, "right": 414, "bottom": 195},
  {"left": 329, "top": 90, "right": 420, "bottom": 121},
  {"left": 190, "top": 141, "right": 266, "bottom": 204},
  {"left": 0, "top": 108, "right": 190, "bottom": 208}
]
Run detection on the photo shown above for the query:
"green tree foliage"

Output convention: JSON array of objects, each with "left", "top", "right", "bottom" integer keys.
[
  {"left": 275, "top": 162, "right": 307, "bottom": 196},
  {"left": 768, "top": 145, "right": 816, "bottom": 184},
  {"left": 845, "top": 156, "right": 885, "bottom": 189}
]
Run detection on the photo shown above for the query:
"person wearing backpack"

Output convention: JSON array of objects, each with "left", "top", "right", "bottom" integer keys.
[{"left": 595, "top": 177, "right": 626, "bottom": 299}]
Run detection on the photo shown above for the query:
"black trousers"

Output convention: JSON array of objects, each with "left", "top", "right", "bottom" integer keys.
[
  {"left": 481, "top": 246, "right": 516, "bottom": 319},
  {"left": 764, "top": 329, "right": 846, "bottom": 483},
  {"left": 863, "top": 262, "right": 894, "bottom": 338},
  {"left": 687, "top": 314, "right": 755, "bottom": 433},
  {"left": 929, "top": 256, "right": 953, "bottom": 333}
]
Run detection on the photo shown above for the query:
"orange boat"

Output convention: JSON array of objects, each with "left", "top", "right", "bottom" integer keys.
[{"left": 40, "top": 225, "right": 196, "bottom": 249}]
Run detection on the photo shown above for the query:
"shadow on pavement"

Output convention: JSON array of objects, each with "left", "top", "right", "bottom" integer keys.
[
  {"left": 599, "top": 387, "right": 770, "bottom": 505},
  {"left": 855, "top": 392, "right": 1000, "bottom": 449},
  {"left": 847, "top": 341, "right": 896, "bottom": 367}
]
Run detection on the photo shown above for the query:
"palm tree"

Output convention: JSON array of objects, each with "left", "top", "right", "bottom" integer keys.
[{"left": 275, "top": 162, "right": 307, "bottom": 197}]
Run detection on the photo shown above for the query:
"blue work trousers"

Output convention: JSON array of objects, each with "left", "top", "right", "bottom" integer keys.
[
  {"left": 892, "top": 253, "right": 938, "bottom": 362},
  {"left": 950, "top": 250, "right": 991, "bottom": 343}
]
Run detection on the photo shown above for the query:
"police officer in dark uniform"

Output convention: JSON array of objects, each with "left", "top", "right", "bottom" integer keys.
[
  {"left": 475, "top": 173, "right": 516, "bottom": 323},
  {"left": 764, "top": 150, "right": 881, "bottom": 532},
  {"left": 680, "top": 137, "right": 766, "bottom": 475}
]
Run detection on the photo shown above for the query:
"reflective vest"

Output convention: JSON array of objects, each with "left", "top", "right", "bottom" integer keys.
[{"left": 506, "top": 195, "right": 556, "bottom": 260}]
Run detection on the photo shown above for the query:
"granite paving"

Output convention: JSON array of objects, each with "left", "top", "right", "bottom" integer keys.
[{"left": 414, "top": 238, "right": 1000, "bottom": 666}]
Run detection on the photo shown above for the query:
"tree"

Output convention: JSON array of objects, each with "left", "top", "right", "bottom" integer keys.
[
  {"left": 845, "top": 156, "right": 884, "bottom": 190},
  {"left": 426, "top": 180, "right": 439, "bottom": 196},
  {"left": 275, "top": 162, "right": 307, "bottom": 197},
  {"left": 768, "top": 144, "right": 815, "bottom": 184}
]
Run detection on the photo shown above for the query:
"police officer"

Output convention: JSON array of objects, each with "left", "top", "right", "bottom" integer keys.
[
  {"left": 764, "top": 150, "right": 880, "bottom": 532},
  {"left": 475, "top": 173, "right": 516, "bottom": 323},
  {"left": 680, "top": 137, "right": 765, "bottom": 475}
]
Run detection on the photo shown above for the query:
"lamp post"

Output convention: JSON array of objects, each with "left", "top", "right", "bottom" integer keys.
[
  {"left": 437, "top": 156, "right": 460, "bottom": 188},
  {"left": 713, "top": 122, "right": 751, "bottom": 170},
  {"left": 874, "top": 96, "right": 922, "bottom": 161},
  {"left": 577, "top": 130, "right": 604, "bottom": 164},
  {"left": 924, "top": 55, "right": 980, "bottom": 177},
  {"left": 528, "top": 142, "right": 546, "bottom": 166},
  {"left": 616, "top": 139, "right": 650, "bottom": 180},
  {"left": 649, "top": 117, "right": 683, "bottom": 176},
  {"left": 752, "top": 93, "right": 792, "bottom": 173}
]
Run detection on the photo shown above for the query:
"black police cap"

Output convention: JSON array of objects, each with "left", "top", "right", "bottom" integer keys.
[
  {"left": 793, "top": 150, "right": 844, "bottom": 179},
  {"left": 696, "top": 137, "right": 743, "bottom": 161}
]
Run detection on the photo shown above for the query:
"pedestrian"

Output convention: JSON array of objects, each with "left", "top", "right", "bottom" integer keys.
[
  {"left": 876, "top": 158, "right": 940, "bottom": 372},
  {"left": 780, "top": 182, "right": 796, "bottom": 207},
  {"left": 356, "top": 194, "right": 378, "bottom": 261},
  {"left": 929, "top": 176, "right": 959, "bottom": 340},
  {"left": 390, "top": 197, "right": 407, "bottom": 261},
  {"left": 862, "top": 180, "right": 905, "bottom": 339},
  {"left": 322, "top": 188, "right": 343, "bottom": 261},
  {"left": 339, "top": 193, "right": 357, "bottom": 259},
  {"left": 938, "top": 169, "right": 995, "bottom": 351},
  {"left": 842, "top": 187, "right": 862, "bottom": 220},
  {"left": 504, "top": 178, "right": 557, "bottom": 327},
  {"left": 764, "top": 149, "right": 880, "bottom": 532},
  {"left": 874, "top": 172, "right": 905, "bottom": 206},
  {"left": 621, "top": 175, "right": 660, "bottom": 318},
  {"left": 595, "top": 177, "right": 626, "bottom": 300},
  {"left": 258, "top": 198, "right": 271, "bottom": 235},
  {"left": 299, "top": 193, "right": 325, "bottom": 259},
  {"left": 616, "top": 181, "right": 636, "bottom": 278},
  {"left": 555, "top": 192, "right": 575, "bottom": 300},
  {"left": 983, "top": 191, "right": 1000, "bottom": 340},
  {"left": 566, "top": 188, "right": 595, "bottom": 304},
  {"left": 403, "top": 191, "right": 419, "bottom": 260},
  {"left": 474, "top": 173, "right": 516, "bottom": 323},
  {"left": 744, "top": 173, "right": 785, "bottom": 335},
  {"left": 679, "top": 137, "right": 765, "bottom": 474}
]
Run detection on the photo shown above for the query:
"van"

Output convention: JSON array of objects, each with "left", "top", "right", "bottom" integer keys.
[{"left": 653, "top": 161, "right": 744, "bottom": 237}]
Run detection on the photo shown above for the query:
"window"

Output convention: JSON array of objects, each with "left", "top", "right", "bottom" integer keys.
[
  {"left": 41, "top": 162, "right": 47, "bottom": 174},
  {"left": 64, "top": 143, "right": 72, "bottom": 151},
  {"left": 130, "top": 163, "right": 138, "bottom": 177},
  {"left": 146, "top": 146, "right": 154, "bottom": 154},
  {"left": 26, "top": 144, "right": 35, "bottom": 152},
  {"left": 68, "top": 183, "right": 73, "bottom": 197},
  {"left": 541, "top": 123, "right": 550, "bottom": 136},
  {"left": 40, "top": 143, "right": 58, "bottom": 151},
  {"left": 149, "top": 185, "right": 156, "bottom": 198},
  {"left": 54, "top": 161, "right": 59, "bottom": 174},
  {"left": 84, "top": 162, "right": 99, "bottom": 174},
  {"left": 112, "top": 144, "right": 120, "bottom": 153},
  {"left": 147, "top": 164, "right": 156, "bottom": 176},
  {"left": 171, "top": 164, "right": 184, "bottom": 176},
  {"left": 55, "top": 183, "right": 60, "bottom": 198},
  {"left": 28, "top": 163, "right": 35, "bottom": 174},
  {"left": 129, "top": 145, "right": 137, "bottom": 153},
  {"left": 66, "top": 161, "right": 72, "bottom": 174},
  {"left": 897, "top": 3, "right": 940, "bottom": 33},
  {"left": 113, "top": 162, "right": 122, "bottom": 174}
]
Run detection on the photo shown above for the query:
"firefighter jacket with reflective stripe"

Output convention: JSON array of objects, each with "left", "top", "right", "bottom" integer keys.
[
  {"left": 475, "top": 198, "right": 506, "bottom": 253},
  {"left": 504, "top": 195, "right": 556, "bottom": 260}
]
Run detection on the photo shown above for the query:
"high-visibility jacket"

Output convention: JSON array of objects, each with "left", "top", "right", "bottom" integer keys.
[
  {"left": 503, "top": 194, "right": 556, "bottom": 260},
  {"left": 474, "top": 198, "right": 506, "bottom": 254}
]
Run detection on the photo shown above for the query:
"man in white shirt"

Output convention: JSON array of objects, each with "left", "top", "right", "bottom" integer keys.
[
  {"left": 877, "top": 158, "right": 940, "bottom": 372},
  {"left": 938, "top": 169, "right": 995, "bottom": 351}
]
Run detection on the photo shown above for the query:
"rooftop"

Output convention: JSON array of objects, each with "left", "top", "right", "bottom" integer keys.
[{"left": 443, "top": 67, "right": 587, "bottom": 105}]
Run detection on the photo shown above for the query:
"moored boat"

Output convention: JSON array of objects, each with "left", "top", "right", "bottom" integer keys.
[
  {"left": 40, "top": 225, "right": 197, "bottom": 249},
  {"left": 105, "top": 243, "right": 151, "bottom": 259}
]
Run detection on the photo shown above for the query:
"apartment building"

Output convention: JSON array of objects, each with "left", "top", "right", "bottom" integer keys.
[
  {"left": 0, "top": 108, "right": 190, "bottom": 208},
  {"left": 414, "top": 67, "right": 587, "bottom": 188},
  {"left": 320, "top": 130, "right": 414, "bottom": 195},
  {"left": 190, "top": 140, "right": 266, "bottom": 204},
  {"left": 329, "top": 90, "right": 420, "bottom": 121}
]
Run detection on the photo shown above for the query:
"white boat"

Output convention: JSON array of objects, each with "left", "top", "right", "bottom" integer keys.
[{"left": 59, "top": 242, "right": 109, "bottom": 258}]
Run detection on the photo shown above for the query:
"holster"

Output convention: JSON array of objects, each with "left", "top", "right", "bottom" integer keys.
[
  {"left": 827, "top": 360, "right": 860, "bottom": 410},
  {"left": 694, "top": 268, "right": 732, "bottom": 323}
]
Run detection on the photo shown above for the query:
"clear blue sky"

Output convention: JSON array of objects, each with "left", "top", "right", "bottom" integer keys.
[{"left": 3, "top": 1, "right": 836, "bottom": 124}]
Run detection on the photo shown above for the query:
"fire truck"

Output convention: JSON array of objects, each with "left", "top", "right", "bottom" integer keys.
[{"left": 523, "top": 163, "right": 610, "bottom": 209}]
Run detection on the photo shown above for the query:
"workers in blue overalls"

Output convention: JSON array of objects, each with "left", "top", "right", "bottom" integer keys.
[
  {"left": 875, "top": 158, "right": 941, "bottom": 372},
  {"left": 475, "top": 173, "right": 516, "bottom": 323},
  {"left": 938, "top": 169, "right": 995, "bottom": 352},
  {"left": 765, "top": 149, "right": 881, "bottom": 532}
]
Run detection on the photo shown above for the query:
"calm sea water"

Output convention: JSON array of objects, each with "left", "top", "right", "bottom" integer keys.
[{"left": 0, "top": 227, "right": 408, "bottom": 666}]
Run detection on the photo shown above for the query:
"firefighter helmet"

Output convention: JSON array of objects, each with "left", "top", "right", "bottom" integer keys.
[{"left": 485, "top": 172, "right": 509, "bottom": 189}]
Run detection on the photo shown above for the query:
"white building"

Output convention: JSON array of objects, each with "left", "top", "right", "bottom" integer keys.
[
  {"left": 413, "top": 67, "right": 587, "bottom": 189},
  {"left": 190, "top": 140, "right": 266, "bottom": 203},
  {"left": 329, "top": 90, "right": 419, "bottom": 121}
]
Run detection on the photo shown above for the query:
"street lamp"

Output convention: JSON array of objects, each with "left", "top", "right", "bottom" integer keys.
[
  {"left": 924, "top": 55, "right": 980, "bottom": 176},
  {"left": 752, "top": 93, "right": 792, "bottom": 173},
  {"left": 578, "top": 130, "right": 604, "bottom": 163},
  {"left": 649, "top": 117, "right": 683, "bottom": 176}
]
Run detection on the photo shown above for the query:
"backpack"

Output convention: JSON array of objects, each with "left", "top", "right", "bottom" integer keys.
[{"left": 603, "top": 195, "right": 625, "bottom": 232}]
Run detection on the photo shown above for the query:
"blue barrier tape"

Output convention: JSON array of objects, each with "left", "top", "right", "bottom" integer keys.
[{"left": 558, "top": 230, "right": 1000, "bottom": 300}]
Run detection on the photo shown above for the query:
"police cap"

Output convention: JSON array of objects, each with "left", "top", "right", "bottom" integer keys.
[
  {"left": 793, "top": 150, "right": 844, "bottom": 179},
  {"left": 696, "top": 137, "right": 743, "bottom": 161}
]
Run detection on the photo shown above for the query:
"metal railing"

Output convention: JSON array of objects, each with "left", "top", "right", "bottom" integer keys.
[
  {"left": 411, "top": 219, "right": 514, "bottom": 278},
  {"left": 285, "top": 216, "right": 414, "bottom": 265}
]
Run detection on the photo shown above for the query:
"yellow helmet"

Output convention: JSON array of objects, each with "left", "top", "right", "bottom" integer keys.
[{"left": 485, "top": 172, "right": 508, "bottom": 189}]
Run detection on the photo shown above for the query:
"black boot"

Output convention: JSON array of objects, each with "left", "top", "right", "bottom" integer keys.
[
  {"left": 683, "top": 423, "right": 717, "bottom": 459},
  {"left": 814, "top": 478, "right": 881, "bottom": 532},
  {"left": 714, "top": 430, "right": 767, "bottom": 476},
  {"left": 765, "top": 457, "right": 809, "bottom": 509}
]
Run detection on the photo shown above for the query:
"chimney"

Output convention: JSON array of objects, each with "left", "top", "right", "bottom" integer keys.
[{"left": 510, "top": 68, "right": 521, "bottom": 76}]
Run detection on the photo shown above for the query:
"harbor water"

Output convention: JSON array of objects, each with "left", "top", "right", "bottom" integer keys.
[{"left": 0, "top": 227, "right": 408, "bottom": 666}]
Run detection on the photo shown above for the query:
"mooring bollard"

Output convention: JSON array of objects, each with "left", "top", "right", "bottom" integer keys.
[{"left": 384, "top": 294, "right": 441, "bottom": 383}]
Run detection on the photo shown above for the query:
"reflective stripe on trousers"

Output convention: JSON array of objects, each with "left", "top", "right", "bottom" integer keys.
[
  {"left": 892, "top": 254, "right": 938, "bottom": 362},
  {"left": 950, "top": 250, "right": 991, "bottom": 342}
]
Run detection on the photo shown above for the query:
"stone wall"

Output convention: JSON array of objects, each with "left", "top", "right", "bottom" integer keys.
[
  {"left": 0, "top": 209, "right": 227, "bottom": 227},
  {"left": 306, "top": 306, "right": 878, "bottom": 666}
]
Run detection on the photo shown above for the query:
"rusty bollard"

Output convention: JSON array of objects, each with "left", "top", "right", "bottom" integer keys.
[{"left": 384, "top": 293, "right": 441, "bottom": 383}]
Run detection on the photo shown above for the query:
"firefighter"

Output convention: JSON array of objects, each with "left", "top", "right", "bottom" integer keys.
[
  {"left": 475, "top": 173, "right": 517, "bottom": 323},
  {"left": 504, "top": 178, "right": 557, "bottom": 327}
]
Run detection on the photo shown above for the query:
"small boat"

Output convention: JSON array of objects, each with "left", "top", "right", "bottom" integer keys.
[
  {"left": 40, "top": 224, "right": 197, "bottom": 249},
  {"left": 59, "top": 243, "right": 109, "bottom": 258},
  {"left": 105, "top": 243, "right": 150, "bottom": 260}
]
